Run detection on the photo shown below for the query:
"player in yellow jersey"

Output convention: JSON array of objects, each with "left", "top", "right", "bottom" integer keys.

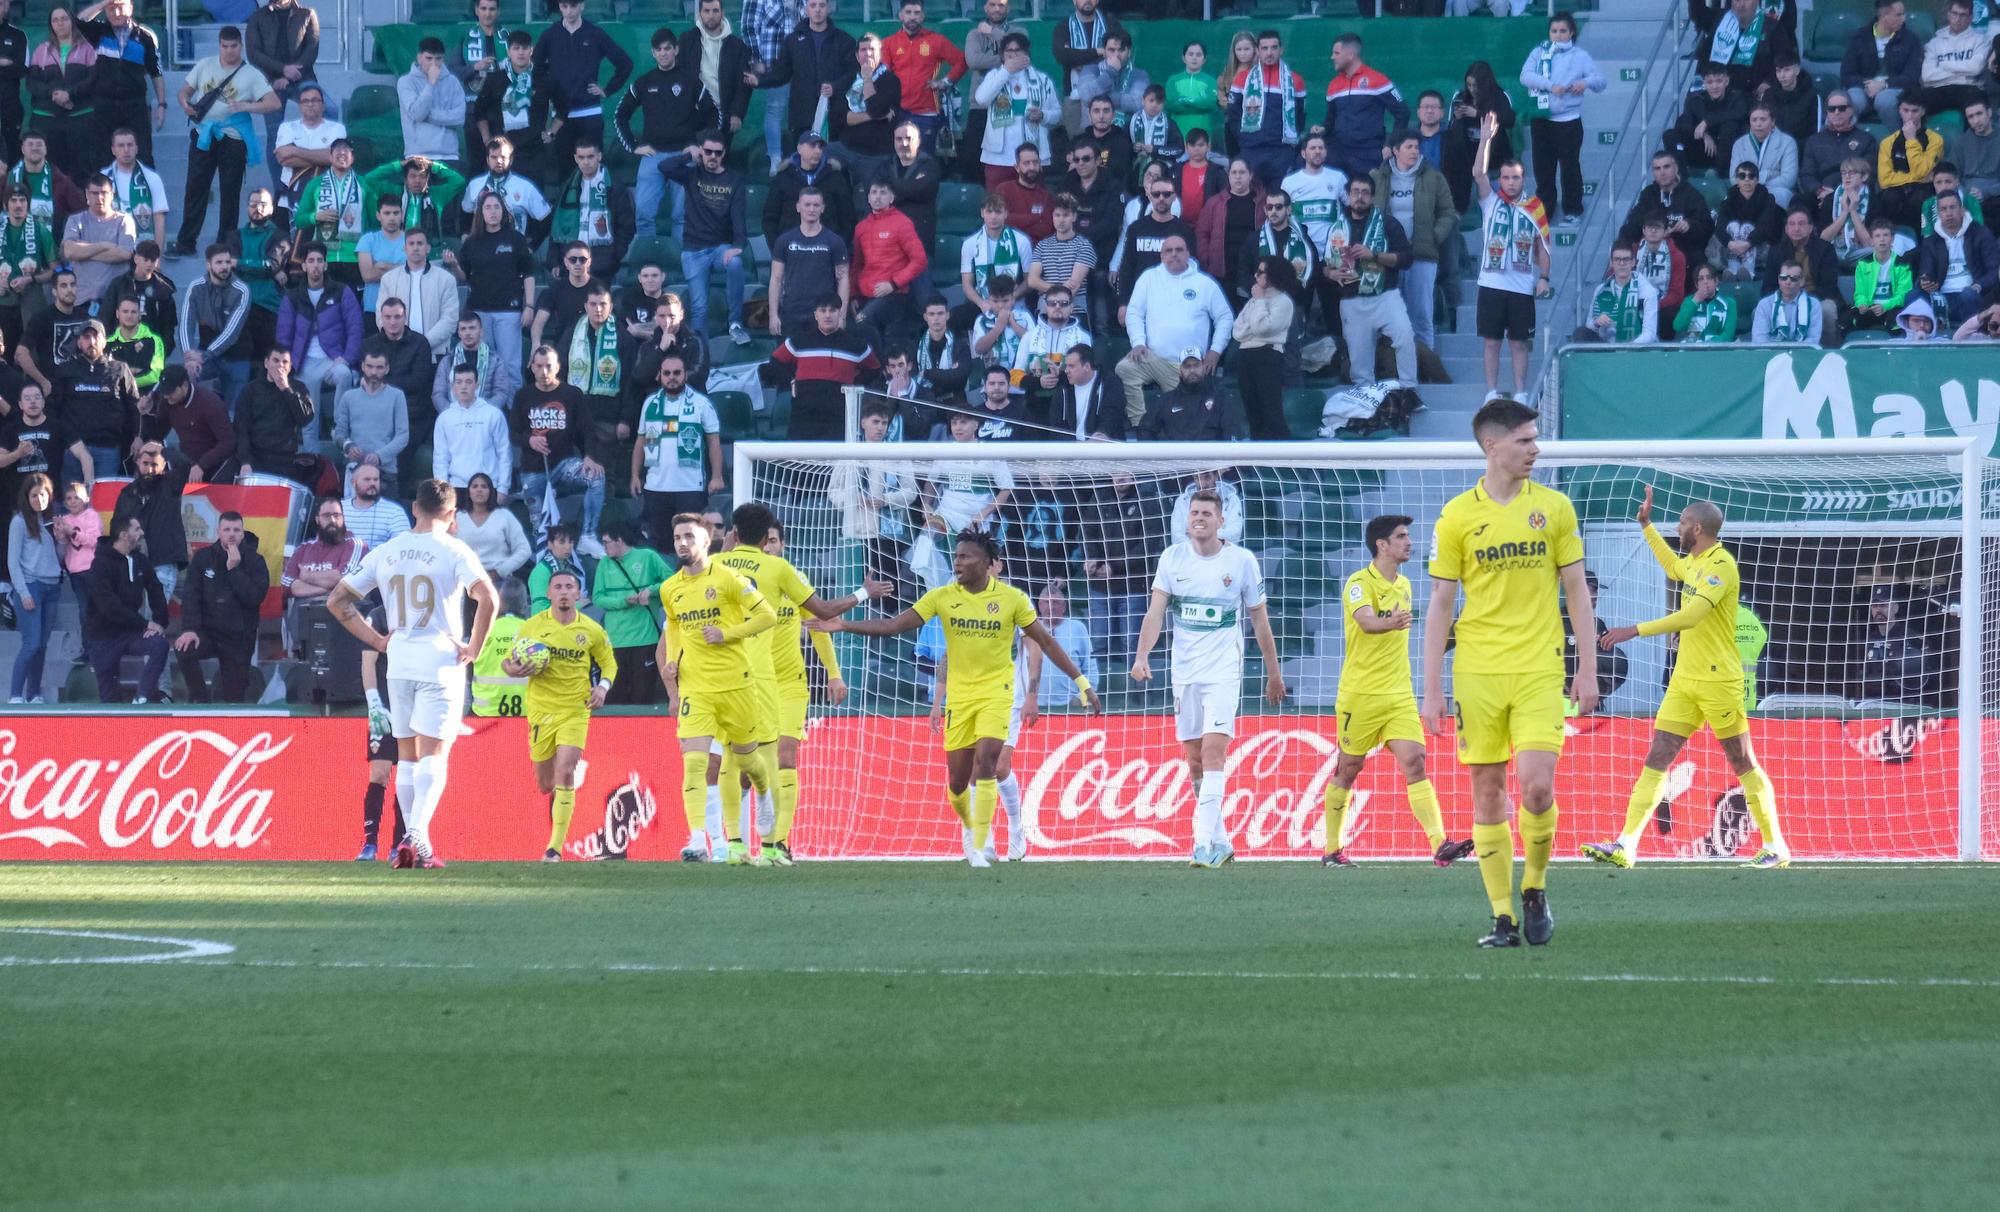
[
  {"left": 1422, "top": 398, "right": 1598, "bottom": 948},
  {"left": 1324, "top": 515, "right": 1475, "bottom": 869},
  {"left": 1586, "top": 488, "right": 1789, "bottom": 869},
  {"left": 502, "top": 569, "right": 618, "bottom": 861},
  {"left": 656, "top": 513, "right": 780, "bottom": 866},
  {"left": 728, "top": 502, "right": 889, "bottom": 865},
  {"left": 814, "top": 530, "right": 1102, "bottom": 867}
]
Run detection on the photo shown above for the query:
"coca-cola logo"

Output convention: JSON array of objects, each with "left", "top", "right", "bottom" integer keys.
[
  {"left": 1024, "top": 728, "right": 1369, "bottom": 851},
  {"left": 1844, "top": 716, "right": 1948, "bottom": 764},
  {"left": 0, "top": 729, "right": 287, "bottom": 851},
  {"left": 567, "top": 773, "right": 657, "bottom": 861}
]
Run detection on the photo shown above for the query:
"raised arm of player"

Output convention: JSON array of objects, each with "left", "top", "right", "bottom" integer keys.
[
  {"left": 1129, "top": 588, "right": 1170, "bottom": 683},
  {"left": 810, "top": 607, "right": 926, "bottom": 638},
  {"left": 1023, "top": 618, "right": 1102, "bottom": 712},
  {"left": 1247, "top": 601, "right": 1285, "bottom": 704},
  {"left": 1558, "top": 561, "right": 1599, "bottom": 715},
  {"left": 1420, "top": 577, "right": 1459, "bottom": 733}
]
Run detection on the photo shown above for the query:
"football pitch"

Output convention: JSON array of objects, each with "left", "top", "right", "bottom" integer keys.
[{"left": 4, "top": 862, "right": 1997, "bottom": 1211}]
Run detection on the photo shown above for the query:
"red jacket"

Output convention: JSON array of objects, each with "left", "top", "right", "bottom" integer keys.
[
  {"left": 1194, "top": 179, "right": 1265, "bottom": 279},
  {"left": 1626, "top": 238, "right": 1687, "bottom": 320},
  {"left": 852, "top": 206, "right": 929, "bottom": 296},
  {"left": 881, "top": 27, "right": 966, "bottom": 117},
  {"left": 993, "top": 178, "right": 1055, "bottom": 242}
]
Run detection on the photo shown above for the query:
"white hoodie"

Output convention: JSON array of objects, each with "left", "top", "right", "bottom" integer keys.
[
  {"left": 1923, "top": 24, "right": 1988, "bottom": 88},
  {"left": 431, "top": 397, "right": 513, "bottom": 492}
]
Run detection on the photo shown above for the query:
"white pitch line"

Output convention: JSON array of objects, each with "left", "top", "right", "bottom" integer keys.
[
  {"left": 158, "top": 956, "right": 2000, "bottom": 991},
  {"left": 0, "top": 927, "right": 237, "bottom": 966}
]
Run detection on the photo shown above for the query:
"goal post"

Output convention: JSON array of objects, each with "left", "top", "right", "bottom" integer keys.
[{"left": 731, "top": 437, "right": 1998, "bottom": 862}]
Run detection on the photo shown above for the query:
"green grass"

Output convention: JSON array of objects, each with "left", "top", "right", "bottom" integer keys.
[{"left": 3, "top": 863, "right": 1997, "bottom": 1211}]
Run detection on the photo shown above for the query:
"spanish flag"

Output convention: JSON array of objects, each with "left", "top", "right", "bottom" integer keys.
[{"left": 92, "top": 479, "right": 301, "bottom": 618}]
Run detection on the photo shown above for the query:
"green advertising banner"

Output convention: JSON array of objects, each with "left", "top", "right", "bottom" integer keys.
[{"left": 1556, "top": 345, "right": 2000, "bottom": 523}]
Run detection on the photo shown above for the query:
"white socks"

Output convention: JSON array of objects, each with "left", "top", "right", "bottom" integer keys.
[
  {"left": 704, "top": 785, "right": 724, "bottom": 853},
  {"left": 394, "top": 760, "right": 416, "bottom": 847},
  {"left": 998, "top": 773, "right": 1022, "bottom": 830},
  {"left": 1195, "top": 771, "right": 1227, "bottom": 850},
  {"left": 409, "top": 754, "right": 447, "bottom": 859}
]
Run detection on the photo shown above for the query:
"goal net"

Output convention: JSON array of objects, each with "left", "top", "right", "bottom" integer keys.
[{"left": 733, "top": 437, "right": 1999, "bottom": 862}]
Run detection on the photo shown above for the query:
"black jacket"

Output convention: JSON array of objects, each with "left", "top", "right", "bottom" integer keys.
[
  {"left": 1671, "top": 90, "right": 1749, "bottom": 161},
  {"left": 1061, "top": 169, "right": 1125, "bottom": 260},
  {"left": 887, "top": 151, "right": 941, "bottom": 253},
  {"left": 830, "top": 67, "right": 901, "bottom": 157},
  {"left": 0, "top": 21, "right": 28, "bottom": 105},
  {"left": 764, "top": 157, "right": 857, "bottom": 246},
  {"left": 613, "top": 62, "right": 713, "bottom": 153},
  {"left": 1618, "top": 180, "right": 1717, "bottom": 260},
  {"left": 532, "top": 19, "right": 633, "bottom": 120},
  {"left": 1761, "top": 79, "right": 1819, "bottom": 147},
  {"left": 1840, "top": 24, "right": 1922, "bottom": 91},
  {"left": 1761, "top": 235, "right": 1844, "bottom": 302},
  {"left": 234, "top": 375, "right": 314, "bottom": 470},
  {"left": 658, "top": 155, "right": 746, "bottom": 250},
  {"left": 76, "top": 17, "right": 161, "bottom": 107},
  {"left": 1080, "top": 483, "right": 1167, "bottom": 596},
  {"left": 1117, "top": 215, "right": 1197, "bottom": 304},
  {"left": 98, "top": 269, "right": 179, "bottom": 354},
  {"left": 51, "top": 354, "right": 140, "bottom": 450},
  {"left": 1801, "top": 126, "right": 1878, "bottom": 192},
  {"left": 472, "top": 66, "right": 554, "bottom": 153},
  {"left": 1047, "top": 370, "right": 1125, "bottom": 441},
  {"left": 760, "top": 20, "right": 859, "bottom": 139},
  {"left": 114, "top": 458, "right": 192, "bottom": 568},
  {"left": 1136, "top": 377, "right": 1245, "bottom": 442},
  {"left": 678, "top": 26, "right": 755, "bottom": 127},
  {"left": 244, "top": 1, "right": 319, "bottom": 89},
  {"left": 361, "top": 329, "right": 438, "bottom": 427},
  {"left": 84, "top": 536, "right": 166, "bottom": 640},
  {"left": 181, "top": 530, "right": 268, "bottom": 642}
]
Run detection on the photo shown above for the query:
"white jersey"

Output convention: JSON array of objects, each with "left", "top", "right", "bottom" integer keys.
[
  {"left": 1151, "top": 541, "right": 1265, "bottom": 687},
  {"left": 1280, "top": 165, "right": 1347, "bottom": 253},
  {"left": 341, "top": 526, "right": 489, "bottom": 682}
]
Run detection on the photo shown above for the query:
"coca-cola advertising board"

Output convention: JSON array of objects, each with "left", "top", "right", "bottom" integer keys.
[{"left": 0, "top": 714, "right": 1988, "bottom": 861}]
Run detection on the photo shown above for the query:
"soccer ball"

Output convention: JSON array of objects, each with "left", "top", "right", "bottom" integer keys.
[{"left": 509, "top": 636, "right": 551, "bottom": 674}]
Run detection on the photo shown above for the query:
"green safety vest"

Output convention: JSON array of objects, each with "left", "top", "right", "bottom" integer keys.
[
  {"left": 1735, "top": 604, "right": 1766, "bottom": 713},
  {"left": 469, "top": 615, "right": 526, "bottom": 717}
]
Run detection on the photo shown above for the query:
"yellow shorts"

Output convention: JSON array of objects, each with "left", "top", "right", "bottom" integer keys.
[
  {"left": 749, "top": 677, "right": 780, "bottom": 744},
  {"left": 1657, "top": 678, "right": 1750, "bottom": 741},
  {"left": 778, "top": 680, "right": 810, "bottom": 740},
  {"left": 1337, "top": 692, "right": 1424, "bottom": 757},
  {"left": 1453, "top": 670, "right": 1566, "bottom": 765},
  {"left": 528, "top": 710, "right": 590, "bottom": 763},
  {"left": 943, "top": 698, "right": 1012, "bottom": 752},
  {"left": 680, "top": 686, "right": 763, "bottom": 748}
]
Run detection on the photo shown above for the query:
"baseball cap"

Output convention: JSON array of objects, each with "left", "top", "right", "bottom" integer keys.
[
  {"left": 796, "top": 131, "right": 825, "bottom": 146},
  {"left": 81, "top": 319, "right": 105, "bottom": 338}
]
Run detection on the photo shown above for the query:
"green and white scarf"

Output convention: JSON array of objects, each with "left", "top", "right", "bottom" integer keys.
[
  {"left": 1529, "top": 41, "right": 1570, "bottom": 115},
  {"left": 0, "top": 215, "right": 47, "bottom": 271},
  {"left": 1637, "top": 241, "right": 1674, "bottom": 297},
  {"left": 111, "top": 165, "right": 152, "bottom": 219},
  {"left": 462, "top": 24, "right": 509, "bottom": 83},
  {"left": 638, "top": 389, "right": 707, "bottom": 469},
  {"left": 314, "top": 169, "right": 363, "bottom": 243},
  {"left": 1238, "top": 63, "right": 1302, "bottom": 145},
  {"left": 1767, "top": 294, "right": 1817, "bottom": 342},
  {"left": 969, "top": 227, "right": 1023, "bottom": 293},
  {"left": 402, "top": 188, "right": 444, "bottom": 242},
  {"left": 1128, "top": 110, "right": 1168, "bottom": 149},
  {"left": 1066, "top": 10, "right": 1106, "bottom": 96},
  {"left": 1258, "top": 220, "right": 1313, "bottom": 286},
  {"left": 501, "top": 65, "right": 534, "bottom": 130},
  {"left": 553, "top": 171, "right": 612, "bottom": 244},
  {"left": 1681, "top": 295, "right": 1733, "bottom": 341},
  {"left": 1482, "top": 195, "right": 1541, "bottom": 274},
  {"left": 847, "top": 64, "right": 887, "bottom": 117},
  {"left": 8, "top": 163, "right": 53, "bottom": 222},
  {"left": 1710, "top": 9, "right": 1765, "bottom": 68},
  {"left": 568, "top": 320, "right": 621, "bottom": 396},
  {"left": 448, "top": 340, "right": 494, "bottom": 390},
  {"left": 1591, "top": 276, "right": 1645, "bottom": 342},
  {"left": 1346, "top": 208, "right": 1388, "bottom": 296}
]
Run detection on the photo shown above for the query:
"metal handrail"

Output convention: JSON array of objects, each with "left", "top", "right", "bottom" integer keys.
[{"left": 1532, "top": 1, "right": 1692, "bottom": 420}]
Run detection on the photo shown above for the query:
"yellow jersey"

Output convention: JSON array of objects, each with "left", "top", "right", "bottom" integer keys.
[
  {"left": 1338, "top": 563, "right": 1415, "bottom": 700},
  {"left": 659, "top": 559, "right": 776, "bottom": 695},
  {"left": 518, "top": 609, "right": 617, "bottom": 717},
  {"left": 713, "top": 546, "right": 784, "bottom": 681},
  {"left": 1428, "top": 477, "right": 1584, "bottom": 678},
  {"left": 916, "top": 577, "right": 1038, "bottom": 708},
  {"left": 1638, "top": 525, "right": 1743, "bottom": 685}
]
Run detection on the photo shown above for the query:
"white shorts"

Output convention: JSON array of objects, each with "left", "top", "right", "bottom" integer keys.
[
  {"left": 1007, "top": 699, "right": 1023, "bottom": 747},
  {"left": 388, "top": 668, "right": 466, "bottom": 741},
  {"left": 1173, "top": 681, "right": 1238, "bottom": 743}
]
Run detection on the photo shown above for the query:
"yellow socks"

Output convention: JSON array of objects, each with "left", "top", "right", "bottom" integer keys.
[
  {"left": 948, "top": 786, "right": 972, "bottom": 828},
  {"left": 1323, "top": 785, "right": 1351, "bottom": 854},
  {"left": 1739, "top": 766, "right": 1786, "bottom": 853},
  {"left": 971, "top": 778, "right": 998, "bottom": 851},
  {"left": 772, "top": 768, "right": 800, "bottom": 844},
  {"left": 1473, "top": 820, "right": 1515, "bottom": 918},
  {"left": 680, "top": 749, "right": 708, "bottom": 835},
  {"left": 1520, "top": 803, "right": 1557, "bottom": 891},
  {"left": 1619, "top": 766, "right": 1667, "bottom": 855},
  {"left": 1407, "top": 779, "right": 1446, "bottom": 851},
  {"left": 743, "top": 744, "right": 775, "bottom": 795},
  {"left": 547, "top": 786, "right": 576, "bottom": 854}
]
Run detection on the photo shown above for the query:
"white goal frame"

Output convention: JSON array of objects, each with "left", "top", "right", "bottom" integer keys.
[{"left": 735, "top": 437, "right": 1992, "bottom": 861}]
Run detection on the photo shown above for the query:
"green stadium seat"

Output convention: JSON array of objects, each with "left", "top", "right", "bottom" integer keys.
[
  {"left": 1902, "top": 11, "right": 1935, "bottom": 41},
  {"left": 1842, "top": 327, "right": 1899, "bottom": 343},
  {"left": 1807, "top": 11, "right": 1866, "bottom": 62},
  {"left": 344, "top": 84, "right": 398, "bottom": 122},
  {"left": 1931, "top": 109, "right": 1964, "bottom": 135},
  {"left": 1720, "top": 280, "right": 1762, "bottom": 335},
  {"left": 1689, "top": 172, "right": 1729, "bottom": 210}
]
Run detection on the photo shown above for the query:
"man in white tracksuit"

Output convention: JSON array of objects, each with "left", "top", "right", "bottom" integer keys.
[{"left": 1114, "top": 234, "right": 1232, "bottom": 425}]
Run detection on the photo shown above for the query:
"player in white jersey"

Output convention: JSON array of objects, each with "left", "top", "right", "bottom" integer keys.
[
  {"left": 329, "top": 479, "right": 499, "bottom": 869},
  {"left": 1131, "top": 487, "right": 1286, "bottom": 867}
]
